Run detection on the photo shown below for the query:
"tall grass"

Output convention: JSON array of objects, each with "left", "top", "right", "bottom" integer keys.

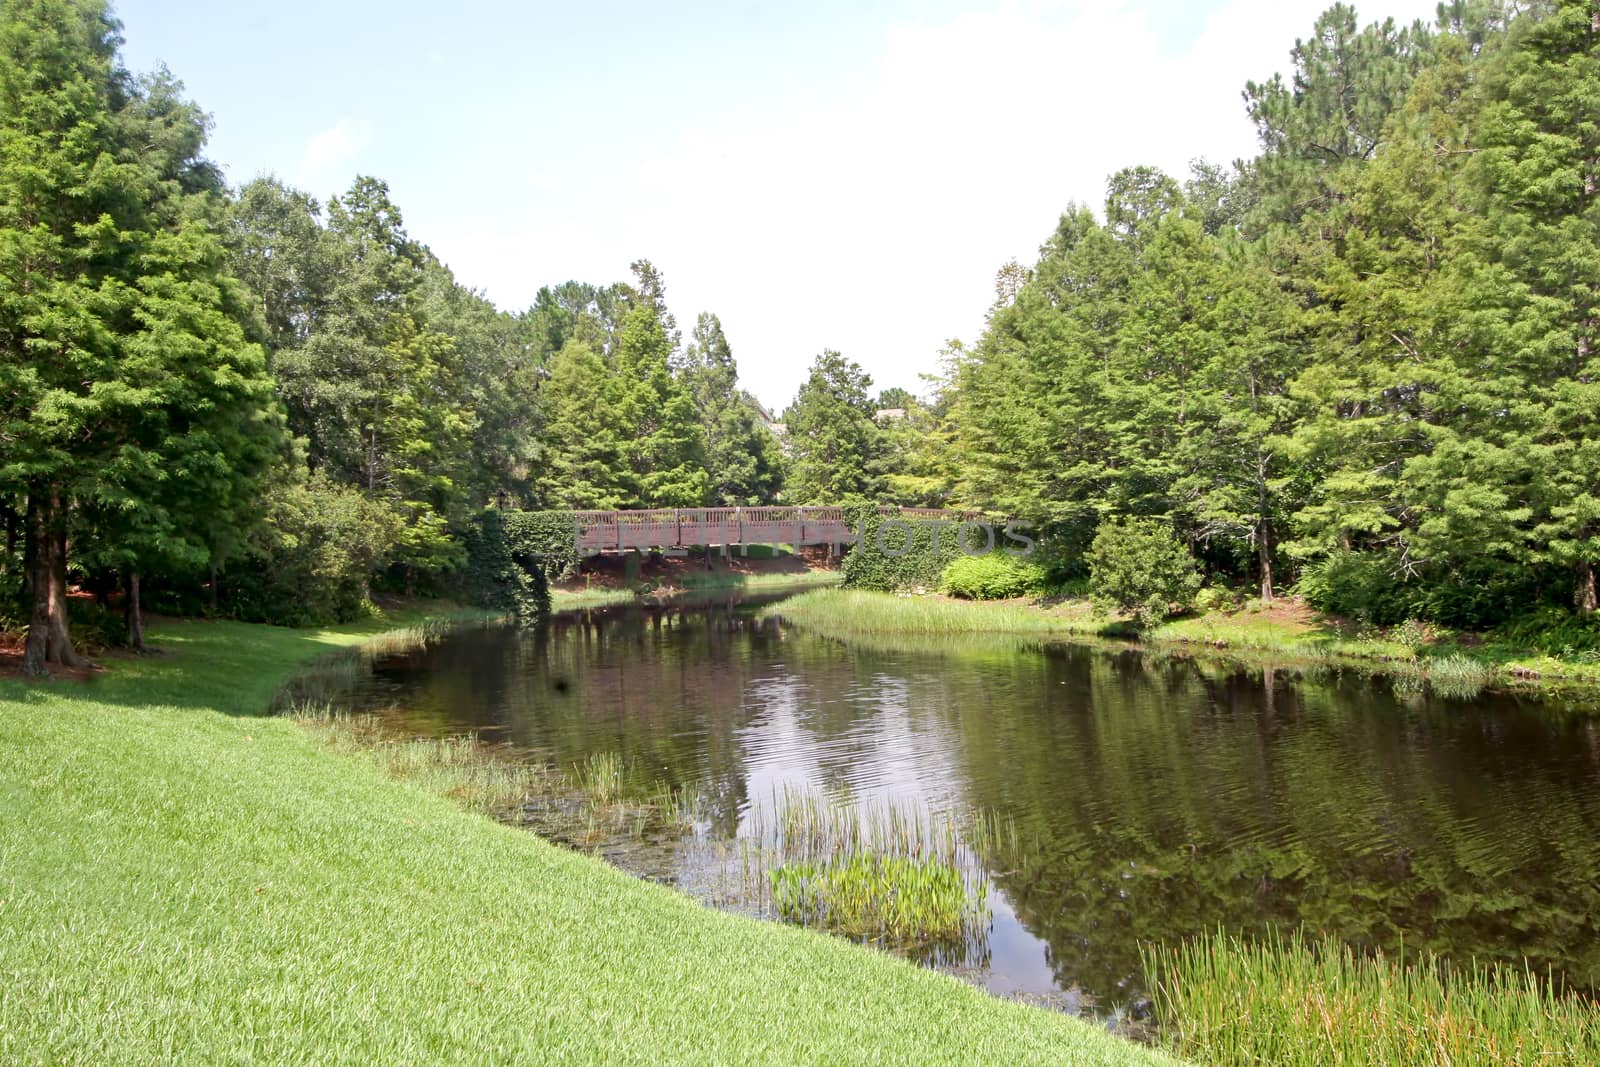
[
  {"left": 735, "top": 786, "right": 993, "bottom": 947},
  {"left": 761, "top": 588, "right": 1094, "bottom": 637},
  {"left": 1424, "top": 653, "right": 1496, "bottom": 699},
  {"left": 1142, "top": 929, "right": 1600, "bottom": 1066},
  {"left": 770, "top": 854, "right": 988, "bottom": 945},
  {"left": 572, "top": 750, "right": 627, "bottom": 805},
  {"left": 288, "top": 704, "right": 549, "bottom": 815}
]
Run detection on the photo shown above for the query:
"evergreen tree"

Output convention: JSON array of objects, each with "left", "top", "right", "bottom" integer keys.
[
  {"left": 782, "top": 351, "right": 885, "bottom": 503},
  {"left": 683, "top": 312, "right": 782, "bottom": 505},
  {"left": 1459, "top": 0, "right": 1600, "bottom": 609},
  {"left": 0, "top": 0, "right": 281, "bottom": 671},
  {"left": 612, "top": 264, "right": 706, "bottom": 507}
]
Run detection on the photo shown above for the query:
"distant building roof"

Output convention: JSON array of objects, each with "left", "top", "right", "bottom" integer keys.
[{"left": 875, "top": 407, "right": 907, "bottom": 421}]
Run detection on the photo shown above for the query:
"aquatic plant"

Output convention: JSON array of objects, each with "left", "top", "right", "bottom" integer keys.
[
  {"left": 769, "top": 854, "right": 988, "bottom": 944},
  {"left": 289, "top": 709, "right": 549, "bottom": 815},
  {"left": 760, "top": 588, "right": 1094, "bottom": 637},
  {"left": 1141, "top": 929, "right": 1600, "bottom": 1066},
  {"left": 573, "top": 751, "right": 627, "bottom": 806},
  {"left": 1425, "top": 653, "right": 1495, "bottom": 699},
  {"left": 736, "top": 786, "right": 992, "bottom": 947}
]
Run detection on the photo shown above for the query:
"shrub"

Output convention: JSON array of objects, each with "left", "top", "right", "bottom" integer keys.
[
  {"left": 1297, "top": 551, "right": 1419, "bottom": 626},
  {"left": 1494, "top": 606, "right": 1600, "bottom": 656},
  {"left": 223, "top": 474, "right": 402, "bottom": 626},
  {"left": 938, "top": 554, "right": 1044, "bottom": 600},
  {"left": 1194, "top": 586, "right": 1238, "bottom": 614},
  {"left": 1085, "top": 517, "right": 1202, "bottom": 625},
  {"left": 458, "top": 509, "right": 568, "bottom": 620}
]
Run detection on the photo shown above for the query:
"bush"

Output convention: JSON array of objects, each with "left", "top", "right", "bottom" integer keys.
[
  {"left": 458, "top": 510, "right": 569, "bottom": 620},
  {"left": 223, "top": 474, "right": 402, "bottom": 626},
  {"left": 1494, "top": 606, "right": 1600, "bottom": 656},
  {"left": 1085, "top": 517, "right": 1201, "bottom": 625},
  {"left": 938, "top": 554, "right": 1044, "bottom": 600},
  {"left": 1296, "top": 551, "right": 1418, "bottom": 626},
  {"left": 1194, "top": 586, "right": 1238, "bottom": 614}
]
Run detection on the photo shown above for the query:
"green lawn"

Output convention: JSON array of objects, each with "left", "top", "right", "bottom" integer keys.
[{"left": 0, "top": 611, "right": 1170, "bottom": 1065}]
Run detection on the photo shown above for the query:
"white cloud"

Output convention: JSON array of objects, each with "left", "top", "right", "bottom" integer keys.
[
  {"left": 430, "top": 0, "right": 1441, "bottom": 410},
  {"left": 295, "top": 118, "right": 369, "bottom": 191}
]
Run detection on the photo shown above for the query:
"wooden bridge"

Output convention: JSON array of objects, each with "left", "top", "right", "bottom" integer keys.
[{"left": 570, "top": 506, "right": 983, "bottom": 553}]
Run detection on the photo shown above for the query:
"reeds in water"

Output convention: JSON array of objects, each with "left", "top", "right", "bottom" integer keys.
[
  {"left": 289, "top": 706, "right": 550, "bottom": 815},
  {"left": 1425, "top": 653, "right": 1496, "bottom": 699},
  {"left": 769, "top": 854, "right": 987, "bottom": 944},
  {"left": 1141, "top": 929, "right": 1600, "bottom": 1066},
  {"left": 737, "top": 786, "right": 992, "bottom": 947},
  {"left": 759, "top": 588, "right": 1085, "bottom": 637}
]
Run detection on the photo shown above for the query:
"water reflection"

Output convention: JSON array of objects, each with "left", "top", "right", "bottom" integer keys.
[{"left": 351, "top": 595, "right": 1600, "bottom": 1004}]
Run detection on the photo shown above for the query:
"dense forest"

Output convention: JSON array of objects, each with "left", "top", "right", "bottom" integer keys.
[
  {"left": 3, "top": 0, "right": 1598, "bottom": 673},
  {"left": 939, "top": 0, "right": 1600, "bottom": 632}
]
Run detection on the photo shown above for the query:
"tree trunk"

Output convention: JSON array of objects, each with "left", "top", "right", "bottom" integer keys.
[
  {"left": 22, "top": 488, "right": 87, "bottom": 676},
  {"left": 1, "top": 500, "right": 16, "bottom": 563},
  {"left": 208, "top": 563, "right": 219, "bottom": 615},
  {"left": 1578, "top": 561, "right": 1598, "bottom": 614},
  {"left": 125, "top": 570, "right": 145, "bottom": 653},
  {"left": 1256, "top": 519, "right": 1275, "bottom": 601},
  {"left": 405, "top": 565, "right": 416, "bottom": 599}
]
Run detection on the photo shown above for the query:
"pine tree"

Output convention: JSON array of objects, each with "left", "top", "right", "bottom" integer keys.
[
  {"left": 1459, "top": 0, "right": 1600, "bottom": 609},
  {"left": 683, "top": 313, "right": 782, "bottom": 505},
  {"left": 0, "top": 0, "right": 281, "bottom": 671},
  {"left": 783, "top": 351, "right": 885, "bottom": 503}
]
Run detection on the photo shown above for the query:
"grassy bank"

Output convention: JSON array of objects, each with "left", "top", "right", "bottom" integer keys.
[
  {"left": 0, "top": 610, "right": 1166, "bottom": 1065},
  {"left": 759, "top": 587, "right": 1098, "bottom": 637},
  {"left": 551, "top": 563, "right": 840, "bottom": 612},
  {"left": 764, "top": 588, "right": 1600, "bottom": 698}
]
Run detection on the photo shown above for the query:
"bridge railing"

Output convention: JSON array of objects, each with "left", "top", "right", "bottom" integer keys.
[{"left": 566, "top": 505, "right": 984, "bottom": 551}]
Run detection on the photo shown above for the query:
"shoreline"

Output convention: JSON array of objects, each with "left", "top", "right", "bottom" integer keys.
[
  {"left": 757, "top": 588, "right": 1600, "bottom": 705},
  {"left": 0, "top": 605, "right": 1162, "bottom": 1066}
]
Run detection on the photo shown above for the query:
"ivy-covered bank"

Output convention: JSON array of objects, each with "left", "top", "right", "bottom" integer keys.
[
  {"left": 460, "top": 510, "right": 585, "bottom": 619},
  {"left": 841, "top": 507, "right": 1033, "bottom": 592}
]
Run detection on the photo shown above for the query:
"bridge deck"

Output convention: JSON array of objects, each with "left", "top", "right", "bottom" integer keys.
[{"left": 569, "top": 506, "right": 982, "bottom": 552}]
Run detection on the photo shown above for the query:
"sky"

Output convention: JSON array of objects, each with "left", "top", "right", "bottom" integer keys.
[{"left": 115, "top": 0, "right": 1441, "bottom": 411}]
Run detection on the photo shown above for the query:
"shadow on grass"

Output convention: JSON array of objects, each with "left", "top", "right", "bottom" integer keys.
[{"left": 0, "top": 603, "right": 480, "bottom": 717}]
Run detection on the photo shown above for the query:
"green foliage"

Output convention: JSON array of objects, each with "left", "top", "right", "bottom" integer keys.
[
  {"left": 936, "top": 3, "right": 1600, "bottom": 630},
  {"left": 1494, "top": 608, "right": 1600, "bottom": 657},
  {"left": 841, "top": 507, "right": 978, "bottom": 592},
  {"left": 1193, "top": 586, "right": 1239, "bottom": 614},
  {"left": 1085, "top": 518, "right": 1202, "bottom": 625},
  {"left": 459, "top": 510, "right": 572, "bottom": 620},
  {"left": 783, "top": 352, "right": 886, "bottom": 504},
  {"left": 683, "top": 313, "right": 783, "bottom": 506},
  {"left": 1144, "top": 928, "right": 1600, "bottom": 1066},
  {"left": 769, "top": 854, "right": 987, "bottom": 945},
  {"left": 0, "top": 0, "right": 284, "bottom": 665},
  {"left": 938, "top": 553, "right": 1044, "bottom": 600},
  {"left": 224, "top": 475, "right": 401, "bottom": 626},
  {"left": 1296, "top": 552, "right": 1416, "bottom": 626}
]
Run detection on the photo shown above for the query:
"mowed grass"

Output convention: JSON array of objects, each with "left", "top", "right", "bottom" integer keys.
[{"left": 0, "top": 613, "right": 1169, "bottom": 1065}]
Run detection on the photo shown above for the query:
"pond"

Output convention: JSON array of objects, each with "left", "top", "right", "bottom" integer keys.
[{"left": 308, "top": 591, "right": 1600, "bottom": 1017}]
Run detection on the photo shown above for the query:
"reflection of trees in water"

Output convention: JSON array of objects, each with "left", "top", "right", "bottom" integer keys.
[
  {"left": 951, "top": 649, "right": 1600, "bottom": 998},
  {"left": 369, "top": 607, "right": 1600, "bottom": 1002}
]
